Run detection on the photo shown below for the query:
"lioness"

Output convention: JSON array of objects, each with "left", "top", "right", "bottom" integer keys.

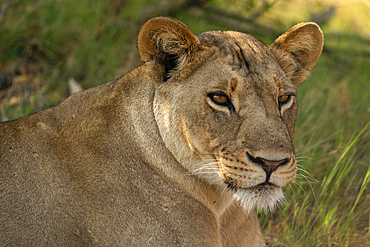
[{"left": 0, "top": 17, "right": 323, "bottom": 246}]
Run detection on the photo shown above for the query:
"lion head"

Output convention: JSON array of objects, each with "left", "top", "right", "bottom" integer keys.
[{"left": 138, "top": 17, "right": 323, "bottom": 213}]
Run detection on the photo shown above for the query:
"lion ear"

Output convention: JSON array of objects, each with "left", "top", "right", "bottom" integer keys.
[
  {"left": 138, "top": 17, "right": 200, "bottom": 82},
  {"left": 270, "top": 22, "right": 324, "bottom": 87}
]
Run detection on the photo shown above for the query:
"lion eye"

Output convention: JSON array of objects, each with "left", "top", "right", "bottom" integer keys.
[
  {"left": 278, "top": 95, "right": 291, "bottom": 105},
  {"left": 208, "top": 92, "right": 235, "bottom": 112},
  {"left": 212, "top": 94, "right": 228, "bottom": 104}
]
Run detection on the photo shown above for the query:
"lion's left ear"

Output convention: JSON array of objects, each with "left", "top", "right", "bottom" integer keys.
[
  {"left": 270, "top": 22, "right": 324, "bottom": 87},
  {"left": 138, "top": 17, "right": 200, "bottom": 82}
]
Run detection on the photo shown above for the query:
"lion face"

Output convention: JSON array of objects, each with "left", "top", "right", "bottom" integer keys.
[{"left": 139, "top": 18, "right": 323, "bottom": 212}]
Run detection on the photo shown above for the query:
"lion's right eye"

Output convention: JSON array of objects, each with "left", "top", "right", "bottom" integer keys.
[
  {"left": 209, "top": 92, "right": 229, "bottom": 105},
  {"left": 208, "top": 92, "right": 235, "bottom": 112},
  {"left": 212, "top": 94, "right": 228, "bottom": 104}
]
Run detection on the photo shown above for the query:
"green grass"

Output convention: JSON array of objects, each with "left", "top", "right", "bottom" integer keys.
[{"left": 1, "top": 0, "right": 369, "bottom": 245}]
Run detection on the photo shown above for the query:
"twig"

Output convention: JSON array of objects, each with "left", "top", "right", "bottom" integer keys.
[
  {"left": 278, "top": 203, "right": 298, "bottom": 233},
  {"left": 248, "top": 0, "right": 279, "bottom": 21},
  {"left": 0, "top": 0, "right": 10, "bottom": 22},
  {"left": 267, "top": 203, "right": 298, "bottom": 247},
  {"left": 199, "top": 5, "right": 278, "bottom": 37},
  {"left": 136, "top": 0, "right": 209, "bottom": 23}
]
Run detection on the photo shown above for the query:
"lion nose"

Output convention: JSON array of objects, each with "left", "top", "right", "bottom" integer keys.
[{"left": 246, "top": 152, "right": 290, "bottom": 182}]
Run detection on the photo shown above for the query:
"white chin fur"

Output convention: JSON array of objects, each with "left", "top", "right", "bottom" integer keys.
[{"left": 233, "top": 185, "right": 284, "bottom": 213}]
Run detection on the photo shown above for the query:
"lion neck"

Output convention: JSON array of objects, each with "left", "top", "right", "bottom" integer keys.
[{"left": 147, "top": 82, "right": 233, "bottom": 217}]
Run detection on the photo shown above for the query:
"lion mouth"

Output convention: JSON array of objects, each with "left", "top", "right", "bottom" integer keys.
[
  {"left": 226, "top": 181, "right": 277, "bottom": 191},
  {"left": 229, "top": 182, "right": 284, "bottom": 212},
  {"left": 251, "top": 181, "right": 274, "bottom": 188},
  {"left": 249, "top": 182, "right": 280, "bottom": 191}
]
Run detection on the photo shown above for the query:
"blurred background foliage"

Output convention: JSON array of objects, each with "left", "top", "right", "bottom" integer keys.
[{"left": 0, "top": 0, "right": 369, "bottom": 246}]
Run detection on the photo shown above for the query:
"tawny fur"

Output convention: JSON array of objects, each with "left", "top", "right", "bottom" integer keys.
[{"left": 0, "top": 17, "right": 323, "bottom": 246}]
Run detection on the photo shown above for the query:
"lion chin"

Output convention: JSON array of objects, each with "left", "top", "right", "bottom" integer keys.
[{"left": 233, "top": 183, "right": 285, "bottom": 213}]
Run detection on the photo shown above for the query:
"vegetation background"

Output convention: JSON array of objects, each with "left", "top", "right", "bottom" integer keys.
[{"left": 0, "top": 0, "right": 368, "bottom": 246}]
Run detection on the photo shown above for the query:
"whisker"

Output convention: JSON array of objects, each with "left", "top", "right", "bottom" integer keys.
[
  {"left": 192, "top": 166, "right": 219, "bottom": 172},
  {"left": 295, "top": 174, "right": 317, "bottom": 203},
  {"left": 291, "top": 180, "right": 306, "bottom": 195},
  {"left": 296, "top": 166, "right": 325, "bottom": 190},
  {"left": 287, "top": 183, "right": 297, "bottom": 198}
]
